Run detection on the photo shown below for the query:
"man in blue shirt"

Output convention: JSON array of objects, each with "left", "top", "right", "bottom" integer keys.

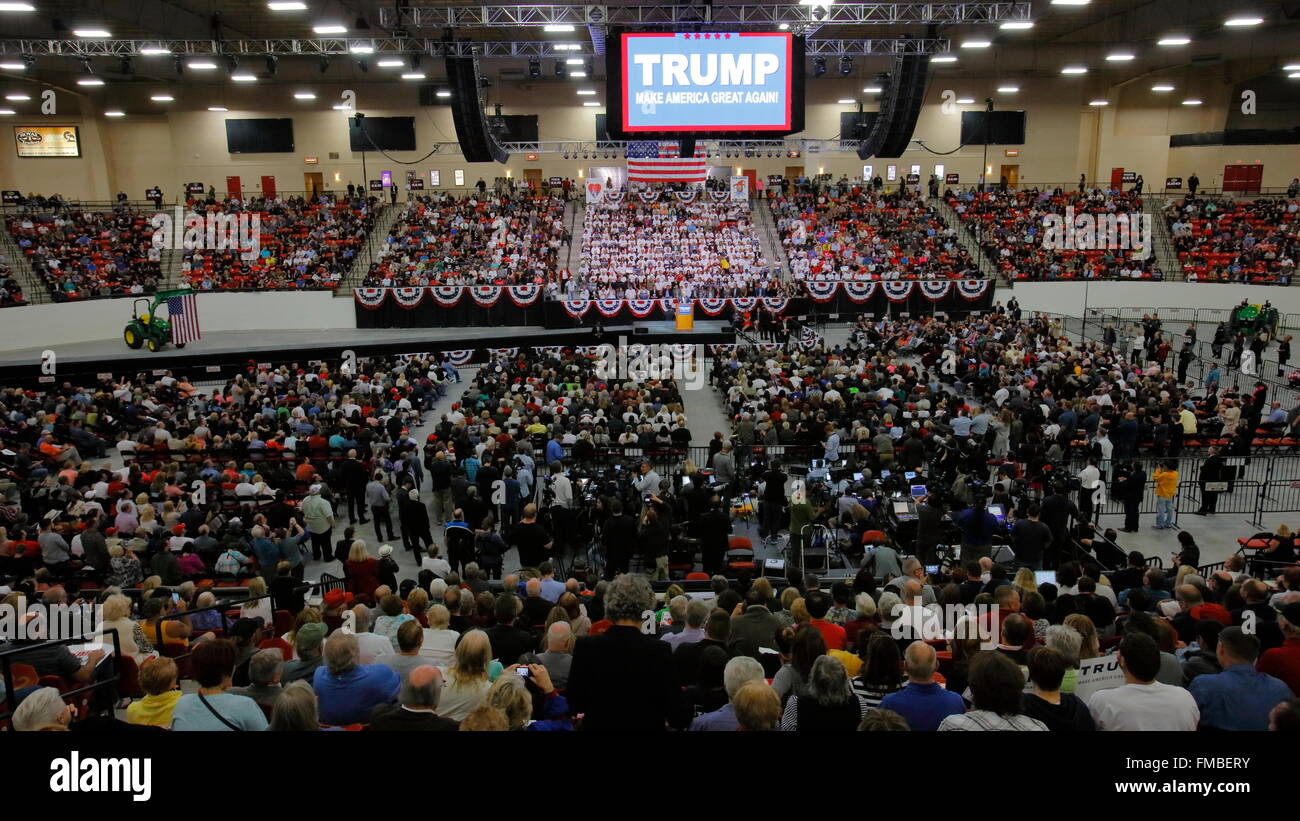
[
  {"left": 1189, "top": 626, "right": 1291, "bottom": 731},
  {"left": 879, "top": 642, "right": 966, "bottom": 731},
  {"left": 314, "top": 632, "right": 401, "bottom": 726},
  {"left": 690, "top": 656, "right": 766, "bottom": 731},
  {"left": 545, "top": 434, "right": 565, "bottom": 467}
]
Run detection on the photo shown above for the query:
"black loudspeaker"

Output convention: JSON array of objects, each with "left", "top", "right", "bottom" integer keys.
[
  {"left": 857, "top": 53, "right": 930, "bottom": 160},
  {"left": 444, "top": 53, "right": 509, "bottom": 164},
  {"left": 679, "top": 137, "right": 696, "bottom": 158}
]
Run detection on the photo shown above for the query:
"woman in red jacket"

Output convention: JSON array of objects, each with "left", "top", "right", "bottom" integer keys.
[{"left": 343, "top": 539, "right": 381, "bottom": 603}]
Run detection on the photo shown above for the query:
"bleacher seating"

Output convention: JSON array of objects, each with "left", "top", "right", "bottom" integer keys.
[{"left": 1167, "top": 197, "right": 1298, "bottom": 284}]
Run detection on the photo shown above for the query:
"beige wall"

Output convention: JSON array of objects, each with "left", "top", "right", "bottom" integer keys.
[{"left": 1, "top": 77, "right": 1294, "bottom": 200}]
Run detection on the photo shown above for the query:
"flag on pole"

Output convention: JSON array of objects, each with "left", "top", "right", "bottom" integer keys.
[
  {"left": 167, "top": 293, "right": 201, "bottom": 345},
  {"left": 626, "top": 140, "right": 708, "bottom": 184}
]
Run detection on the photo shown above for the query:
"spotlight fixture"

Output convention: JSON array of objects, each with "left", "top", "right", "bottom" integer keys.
[
  {"left": 356, "top": 59, "right": 369, "bottom": 73},
  {"left": 78, "top": 56, "right": 92, "bottom": 74},
  {"left": 813, "top": 57, "right": 826, "bottom": 77},
  {"left": 409, "top": 53, "right": 421, "bottom": 70},
  {"left": 838, "top": 55, "right": 853, "bottom": 75},
  {"left": 225, "top": 55, "right": 239, "bottom": 74},
  {"left": 528, "top": 58, "right": 540, "bottom": 78},
  {"left": 555, "top": 60, "right": 566, "bottom": 78},
  {"left": 319, "top": 56, "right": 331, "bottom": 74},
  {"left": 265, "top": 55, "right": 278, "bottom": 75}
]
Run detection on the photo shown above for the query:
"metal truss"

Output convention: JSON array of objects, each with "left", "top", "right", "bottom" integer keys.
[
  {"left": 0, "top": 36, "right": 949, "bottom": 58},
  {"left": 380, "top": 3, "right": 1031, "bottom": 29}
]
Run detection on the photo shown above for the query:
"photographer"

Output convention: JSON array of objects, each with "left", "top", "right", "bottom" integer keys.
[
  {"left": 954, "top": 498, "right": 998, "bottom": 562},
  {"left": 633, "top": 462, "right": 660, "bottom": 508},
  {"left": 600, "top": 497, "right": 638, "bottom": 579},
  {"left": 760, "top": 460, "right": 787, "bottom": 540},
  {"left": 638, "top": 496, "right": 671, "bottom": 580},
  {"left": 697, "top": 496, "right": 732, "bottom": 576}
]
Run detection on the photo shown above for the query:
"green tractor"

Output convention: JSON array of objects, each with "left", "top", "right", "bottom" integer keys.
[
  {"left": 1229, "top": 302, "right": 1279, "bottom": 338},
  {"left": 123, "top": 289, "right": 194, "bottom": 352}
]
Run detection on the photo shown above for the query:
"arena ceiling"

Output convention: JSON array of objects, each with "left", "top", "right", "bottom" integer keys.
[{"left": 0, "top": 1, "right": 1296, "bottom": 106}]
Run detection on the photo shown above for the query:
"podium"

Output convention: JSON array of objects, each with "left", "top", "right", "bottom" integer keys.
[{"left": 675, "top": 300, "right": 694, "bottom": 331}]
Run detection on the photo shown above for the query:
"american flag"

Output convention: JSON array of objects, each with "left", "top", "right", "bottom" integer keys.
[
  {"left": 626, "top": 140, "right": 709, "bottom": 184},
  {"left": 167, "top": 293, "right": 201, "bottom": 345}
]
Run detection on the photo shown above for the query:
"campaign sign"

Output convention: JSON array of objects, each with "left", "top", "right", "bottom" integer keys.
[{"left": 621, "top": 32, "right": 792, "bottom": 132}]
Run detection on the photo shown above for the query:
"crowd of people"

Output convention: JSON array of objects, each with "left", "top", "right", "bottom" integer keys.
[
  {"left": 179, "top": 196, "right": 377, "bottom": 291},
  {"left": 5, "top": 208, "right": 163, "bottom": 300},
  {"left": 772, "top": 189, "right": 980, "bottom": 282},
  {"left": 361, "top": 193, "right": 569, "bottom": 289},
  {"left": 946, "top": 188, "right": 1162, "bottom": 281},
  {"left": 0, "top": 259, "right": 26, "bottom": 307},
  {"left": 1168, "top": 197, "right": 1299, "bottom": 285},
  {"left": 575, "top": 199, "right": 789, "bottom": 299}
]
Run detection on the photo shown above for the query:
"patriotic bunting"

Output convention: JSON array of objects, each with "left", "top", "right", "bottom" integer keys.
[
  {"left": 443, "top": 349, "right": 475, "bottom": 366},
  {"left": 882, "top": 281, "right": 914, "bottom": 302},
  {"left": 506, "top": 285, "right": 541, "bottom": 306},
  {"left": 919, "top": 280, "right": 952, "bottom": 300},
  {"left": 957, "top": 279, "right": 991, "bottom": 300},
  {"left": 806, "top": 280, "right": 839, "bottom": 302},
  {"left": 431, "top": 285, "right": 463, "bottom": 306},
  {"left": 841, "top": 281, "right": 877, "bottom": 303},
  {"left": 393, "top": 287, "right": 426, "bottom": 307},
  {"left": 354, "top": 288, "right": 386, "bottom": 308}
]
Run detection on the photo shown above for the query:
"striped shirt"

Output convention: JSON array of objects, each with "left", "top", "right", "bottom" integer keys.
[{"left": 938, "top": 710, "right": 1048, "bottom": 731}]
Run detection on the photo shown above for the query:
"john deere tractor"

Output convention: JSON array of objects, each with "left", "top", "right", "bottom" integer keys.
[{"left": 123, "top": 289, "right": 193, "bottom": 352}]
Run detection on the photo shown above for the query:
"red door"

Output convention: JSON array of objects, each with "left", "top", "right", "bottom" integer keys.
[
  {"left": 1223, "top": 164, "right": 1263, "bottom": 195},
  {"left": 225, "top": 176, "right": 241, "bottom": 199},
  {"left": 260, "top": 175, "right": 276, "bottom": 198},
  {"left": 743, "top": 169, "right": 758, "bottom": 197},
  {"left": 1110, "top": 167, "right": 1125, "bottom": 188}
]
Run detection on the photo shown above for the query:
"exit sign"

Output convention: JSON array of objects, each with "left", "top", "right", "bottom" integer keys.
[
  {"left": 304, "top": 156, "right": 319, "bottom": 164},
  {"left": 1004, "top": 149, "right": 1019, "bottom": 157}
]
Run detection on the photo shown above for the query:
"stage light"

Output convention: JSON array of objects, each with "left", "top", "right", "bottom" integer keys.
[
  {"left": 838, "top": 55, "right": 853, "bottom": 75},
  {"left": 555, "top": 61, "right": 566, "bottom": 78},
  {"left": 528, "top": 58, "right": 540, "bottom": 77},
  {"left": 813, "top": 57, "right": 826, "bottom": 77},
  {"left": 265, "top": 55, "right": 278, "bottom": 75}
]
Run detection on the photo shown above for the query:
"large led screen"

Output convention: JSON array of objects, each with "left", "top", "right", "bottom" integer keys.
[{"left": 610, "top": 31, "right": 804, "bottom": 137}]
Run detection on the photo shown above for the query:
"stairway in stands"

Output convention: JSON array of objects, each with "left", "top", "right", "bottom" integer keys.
[
  {"left": 335, "top": 203, "right": 404, "bottom": 295},
  {"left": 565, "top": 197, "right": 585, "bottom": 275},
  {"left": 933, "top": 194, "right": 1000, "bottom": 282},
  {"left": 0, "top": 227, "right": 51, "bottom": 305},
  {"left": 753, "top": 197, "right": 792, "bottom": 281},
  {"left": 1143, "top": 195, "right": 1183, "bottom": 280}
]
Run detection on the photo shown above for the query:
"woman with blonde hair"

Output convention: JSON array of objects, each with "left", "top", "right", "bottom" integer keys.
[
  {"left": 240, "top": 576, "right": 273, "bottom": 624},
  {"left": 485, "top": 674, "right": 533, "bottom": 730},
  {"left": 344, "top": 539, "right": 381, "bottom": 601},
  {"left": 1063, "top": 613, "right": 1100, "bottom": 660},
  {"left": 98, "top": 593, "right": 155, "bottom": 662},
  {"left": 1012, "top": 567, "right": 1038, "bottom": 599},
  {"left": 269, "top": 681, "right": 321, "bottom": 731},
  {"left": 285, "top": 607, "right": 322, "bottom": 649},
  {"left": 438, "top": 628, "right": 493, "bottom": 721}
]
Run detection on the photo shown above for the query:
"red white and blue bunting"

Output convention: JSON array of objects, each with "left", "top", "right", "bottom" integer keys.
[
  {"left": 882, "top": 281, "right": 914, "bottom": 302},
  {"left": 563, "top": 299, "right": 591, "bottom": 318},
  {"left": 444, "top": 349, "right": 476, "bottom": 366},
  {"left": 627, "top": 298, "right": 657, "bottom": 318},
  {"left": 595, "top": 299, "right": 625, "bottom": 317},
  {"left": 469, "top": 285, "right": 501, "bottom": 307},
  {"left": 761, "top": 296, "right": 789, "bottom": 314},
  {"left": 698, "top": 297, "right": 729, "bottom": 316},
  {"left": 393, "top": 287, "right": 426, "bottom": 307},
  {"left": 957, "top": 279, "right": 991, "bottom": 301},
  {"left": 842, "top": 281, "right": 878, "bottom": 303},
  {"left": 507, "top": 285, "right": 541, "bottom": 306},
  {"left": 488, "top": 347, "right": 519, "bottom": 359},
  {"left": 730, "top": 296, "right": 758, "bottom": 313},
  {"left": 708, "top": 344, "right": 737, "bottom": 356},
  {"left": 709, "top": 190, "right": 731, "bottom": 203},
  {"left": 919, "top": 280, "right": 951, "bottom": 300},
  {"left": 354, "top": 288, "right": 386, "bottom": 308},
  {"left": 531, "top": 346, "right": 562, "bottom": 357},
  {"left": 432, "top": 285, "right": 464, "bottom": 306},
  {"left": 806, "top": 280, "right": 839, "bottom": 302}
]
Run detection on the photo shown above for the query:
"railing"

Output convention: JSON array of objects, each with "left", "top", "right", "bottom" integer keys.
[{"left": 0, "top": 627, "right": 123, "bottom": 726}]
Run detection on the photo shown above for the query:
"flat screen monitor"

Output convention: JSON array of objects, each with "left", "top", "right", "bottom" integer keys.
[
  {"left": 987, "top": 504, "right": 1006, "bottom": 521},
  {"left": 608, "top": 29, "right": 805, "bottom": 138},
  {"left": 1034, "top": 571, "right": 1057, "bottom": 587},
  {"left": 910, "top": 484, "right": 927, "bottom": 498},
  {"left": 892, "top": 501, "right": 911, "bottom": 515}
]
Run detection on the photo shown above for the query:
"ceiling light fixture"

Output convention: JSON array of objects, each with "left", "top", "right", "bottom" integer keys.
[
  {"left": 1151, "top": 83, "right": 1174, "bottom": 91},
  {"left": 4, "top": 93, "right": 29, "bottom": 100},
  {"left": 0, "top": 3, "right": 36, "bottom": 10},
  {"left": 150, "top": 94, "right": 174, "bottom": 101},
  {"left": 1158, "top": 36, "right": 1191, "bottom": 46},
  {"left": 401, "top": 72, "right": 425, "bottom": 80},
  {"left": 576, "top": 89, "right": 596, "bottom": 95},
  {"left": 207, "top": 106, "right": 227, "bottom": 111},
  {"left": 231, "top": 73, "right": 257, "bottom": 82},
  {"left": 1106, "top": 52, "right": 1135, "bottom": 61},
  {"left": 1088, "top": 99, "right": 1108, "bottom": 106},
  {"left": 1000, "top": 21, "right": 1034, "bottom": 30},
  {"left": 1050, "top": 0, "right": 1091, "bottom": 5},
  {"left": 377, "top": 59, "right": 403, "bottom": 67},
  {"left": 544, "top": 24, "right": 575, "bottom": 32},
  {"left": 582, "top": 101, "right": 600, "bottom": 107},
  {"left": 931, "top": 55, "right": 957, "bottom": 63},
  {"left": 188, "top": 60, "right": 217, "bottom": 70},
  {"left": 997, "top": 85, "right": 1019, "bottom": 93},
  {"left": 267, "top": 2, "right": 307, "bottom": 9},
  {"left": 313, "top": 23, "right": 346, "bottom": 34},
  {"left": 139, "top": 46, "right": 171, "bottom": 56},
  {"left": 435, "top": 89, "right": 451, "bottom": 97},
  {"left": 956, "top": 97, "right": 975, "bottom": 104},
  {"left": 962, "top": 40, "right": 992, "bottom": 49},
  {"left": 0, "top": 61, "right": 26, "bottom": 70},
  {"left": 104, "top": 110, "right": 125, "bottom": 117},
  {"left": 1061, "top": 65, "right": 1088, "bottom": 74},
  {"left": 837, "top": 98, "right": 855, "bottom": 104},
  {"left": 350, "top": 44, "right": 374, "bottom": 54},
  {"left": 862, "top": 85, "right": 882, "bottom": 93},
  {"left": 0, "top": 108, "right": 14, "bottom": 115},
  {"left": 1224, "top": 16, "right": 1263, "bottom": 27},
  {"left": 76, "top": 77, "right": 104, "bottom": 86},
  {"left": 293, "top": 91, "right": 316, "bottom": 99},
  {"left": 73, "top": 28, "right": 111, "bottom": 37},
  {"left": 1182, "top": 98, "right": 1203, "bottom": 105}
]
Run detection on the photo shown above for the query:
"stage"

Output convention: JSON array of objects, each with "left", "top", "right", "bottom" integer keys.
[{"left": 0, "top": 321, "right": 737, "bottom": 388}]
